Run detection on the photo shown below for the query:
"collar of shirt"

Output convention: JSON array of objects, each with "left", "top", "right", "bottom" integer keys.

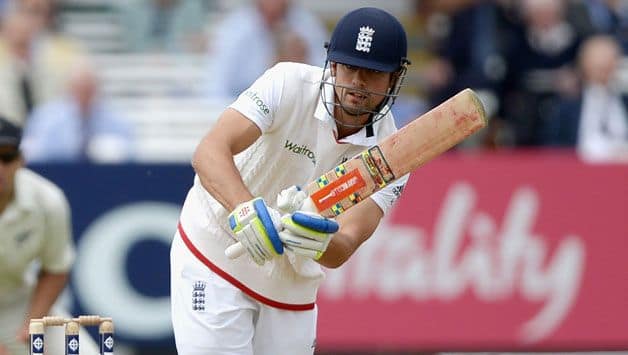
[{"left": 314, "top": 69, "right": 384, "bottom": 147}]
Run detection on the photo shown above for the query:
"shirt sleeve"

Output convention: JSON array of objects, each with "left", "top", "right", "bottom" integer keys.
[
  {"left": 229, "top": 63, "right": 285, "bottom": 133},
  {"left": 40, "top": 187, "right": 75, "bottom": 273},
  {"left": 369, "top": 173, "right": 409, "bottom": 216}
]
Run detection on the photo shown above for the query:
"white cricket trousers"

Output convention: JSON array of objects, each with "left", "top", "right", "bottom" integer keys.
[{"left": 170, "top": 232, "right": 318, "bottom": 355}]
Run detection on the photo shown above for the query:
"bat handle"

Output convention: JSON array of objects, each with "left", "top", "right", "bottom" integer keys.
[
  {"left": 225, "top": 242, "right": 246, "bottom": 259},
  {"left": 225, "top": 197, "right": 316, "bottom": 260}
]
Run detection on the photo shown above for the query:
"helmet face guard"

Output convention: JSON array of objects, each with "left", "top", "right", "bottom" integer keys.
[
  {"left": 321, "top": 7, "right": 410, "bottom": 128},
  {"left": 319, "top": 60, "right": 409, "bottom": 128}
]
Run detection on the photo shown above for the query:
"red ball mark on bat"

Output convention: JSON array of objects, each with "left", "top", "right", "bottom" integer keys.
[{"left": 455, "top": 114, "right": 477, "bottom": 128}]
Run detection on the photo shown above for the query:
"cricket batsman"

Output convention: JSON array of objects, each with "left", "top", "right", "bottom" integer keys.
[{"left": 171, "top": 7, "right": 410, "bottom": 354}]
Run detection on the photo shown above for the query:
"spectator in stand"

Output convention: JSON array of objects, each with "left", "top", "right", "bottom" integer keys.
[
  {"left": 399, "top": 0, "right": 505, "bottom": 138},
  {"left": 424, "top": 0, "right": 504, "bottom": 108},
  {"left": 274, "top": 29, "right": 308, "bottom": 64},
  {"left": 497, "top": 0, "right": 586, "bottom": 147},
  {"left": 0, "top": 0, "right": 88, "bottom": 125},
  {"left": 543, "top": 35, "right": 628, "bottom": 163},
  {"left": 21, "top": 63, "right": 134, "bottom": 163},
  {"left": 205, "top": 0, "right": 327, "bottom": 99},
  {"left": 117, "top": 0, "right": 208, "bottom": 53},
  {"left": 583, "top": 0, "right": 628, "bottom": 52}
]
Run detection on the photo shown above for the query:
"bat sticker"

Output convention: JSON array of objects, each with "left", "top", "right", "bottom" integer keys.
[
  {"left": 368, "top": 146, "right": 395, "bottom": 183},
  {"left": 360, "top": 146, "right": 395, "bottom": 188},
  {"left": 310, "top": 169, "right": 366, "bottom": 211}
]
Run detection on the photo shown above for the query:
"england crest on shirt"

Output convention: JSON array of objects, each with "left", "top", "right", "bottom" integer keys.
[{"left": 192, "top": 281, "right": 206, "bottom": 312}]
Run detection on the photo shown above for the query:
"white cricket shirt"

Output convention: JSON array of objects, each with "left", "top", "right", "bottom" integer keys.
[
  {"left": 0, "top": 168, "right": 74, "bottom": 306},
  {"left": 178, "top": 62, "right": 407, "bottom": 308}
]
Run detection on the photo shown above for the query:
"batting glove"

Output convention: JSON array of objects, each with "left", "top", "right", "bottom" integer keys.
[
  {"left": 228, "top": 198, "right": 283, "bottom": 265},
  {"left": 276, "top": 185, "right": 307, "bottom": 214},
  {"left": 279, "top": 211, "right": 339, "bottom": 260}
]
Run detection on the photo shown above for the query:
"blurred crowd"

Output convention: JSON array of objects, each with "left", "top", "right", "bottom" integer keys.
[
  {"left": 398, "top": 0, "right": 628, "bottom": 163},
  {"left": 0, "top": 0, "right": 132, "bottom": 163},
  {"left": 0, "top": 0, "right": 627, "bottom": 164}
]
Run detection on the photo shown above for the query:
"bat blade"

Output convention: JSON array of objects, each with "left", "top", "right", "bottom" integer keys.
[
  {"left": 225, "top": 88, "right": 487, "bottom": 258},
  {"left": 303, "top": 87, "right": 487, "bottom": 218}
]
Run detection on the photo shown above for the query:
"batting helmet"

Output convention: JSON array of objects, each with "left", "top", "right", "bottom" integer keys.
[
  {"left": 0, "top": 116, "right": 22, "bottom": 148},
  {"left": 326, "top": 7, "right": 408, "bottom": 73}
]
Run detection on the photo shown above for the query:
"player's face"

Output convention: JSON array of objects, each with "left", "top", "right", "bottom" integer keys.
[
  {"left": 0, "top": 146, "right": 22, "bottom": 198},
  {"left": 332, "top": 63, "right": 392, "bottom": 121}
]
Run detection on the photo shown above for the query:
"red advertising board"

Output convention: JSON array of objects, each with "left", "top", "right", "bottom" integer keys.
[{"left": 317, "top": 151, "right": 628, "bottom": 351}]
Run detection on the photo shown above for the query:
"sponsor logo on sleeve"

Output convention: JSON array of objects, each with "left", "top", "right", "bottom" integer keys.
[{"left": 244, "top": 90, "right": 270, "bottom": 116}]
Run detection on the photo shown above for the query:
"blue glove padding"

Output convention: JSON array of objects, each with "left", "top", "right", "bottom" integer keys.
[
  {"left": 279, "top": 211, "right": 339, "bottom": 260},
  {"left": 228, "top": 198, "right": 283, "bottom": 265},
  {"left": 292, "top": 212, "right": 339, "bottom": 233}
]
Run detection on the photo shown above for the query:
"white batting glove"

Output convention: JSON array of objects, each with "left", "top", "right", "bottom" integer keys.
[
  {"left": 279, "top": 211, "right": 339, "bottom": 260},
  {"left": 228, "top": 198, "right": 283, "bottom": 265},
  {"left": 276, "top": 185, "right": 307, "bottom": 214}
]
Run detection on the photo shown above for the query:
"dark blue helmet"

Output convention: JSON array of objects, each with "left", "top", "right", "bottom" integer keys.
[
  {"left": 0, "top": 116, "right": 21, "bottom": 148},
  {"left": 326, "top": 7, "right": 408, "bottom": 73}
]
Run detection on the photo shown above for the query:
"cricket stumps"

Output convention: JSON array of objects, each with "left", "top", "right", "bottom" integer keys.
[{"left": 29, "top": 315, "right": 114, "bottom": 355}]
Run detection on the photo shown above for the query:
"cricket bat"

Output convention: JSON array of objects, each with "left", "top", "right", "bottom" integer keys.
[{"left": 225, "top": 88, "right": 487, "bottom": 259}]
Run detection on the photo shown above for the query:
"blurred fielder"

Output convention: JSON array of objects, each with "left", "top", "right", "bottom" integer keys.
[
  {"left": 0, "top": 116, "right": 97, "bottom": 355},
  {"left": 171, "top": 7, "right": 410, "bottom": 354}
]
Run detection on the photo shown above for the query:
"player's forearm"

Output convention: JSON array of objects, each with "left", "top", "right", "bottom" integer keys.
[
  {"left": 317, "top": 199, "right": 383, "bottom": 268},
  {"left": 192, "top": 136, "right": 253, "bottom": 211},
  {"left": 192, "top": 109, "right": 263, "bottom": 211},
  {"left": 25, "top": 271, "right": 68, "bottom": 321},
  {"left": 316, "top": 228, "right": 363, "bottom": 268}
]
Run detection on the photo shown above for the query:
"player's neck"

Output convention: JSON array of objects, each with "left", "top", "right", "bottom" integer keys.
[
  {"left": 335, "top": 124, "right": 360, "bottom": 140},
  {"left": 334, "top": 108, "right": 368, "bottom": 139}
]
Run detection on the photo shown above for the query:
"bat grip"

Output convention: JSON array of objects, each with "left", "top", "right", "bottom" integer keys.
[
  {"left": 225, "top": 242, "right": 246, "bottom": 259},
  {"left": 225, "top": 197, "right": 316, "bottom": 260}
]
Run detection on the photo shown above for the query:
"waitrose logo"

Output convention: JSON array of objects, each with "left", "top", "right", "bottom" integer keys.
[
  {"left": 284, "top": 140, "right": 316, "bottom": 165},
  {"left": 244, "top": 90, "right": 270, "bottom": 116}
]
